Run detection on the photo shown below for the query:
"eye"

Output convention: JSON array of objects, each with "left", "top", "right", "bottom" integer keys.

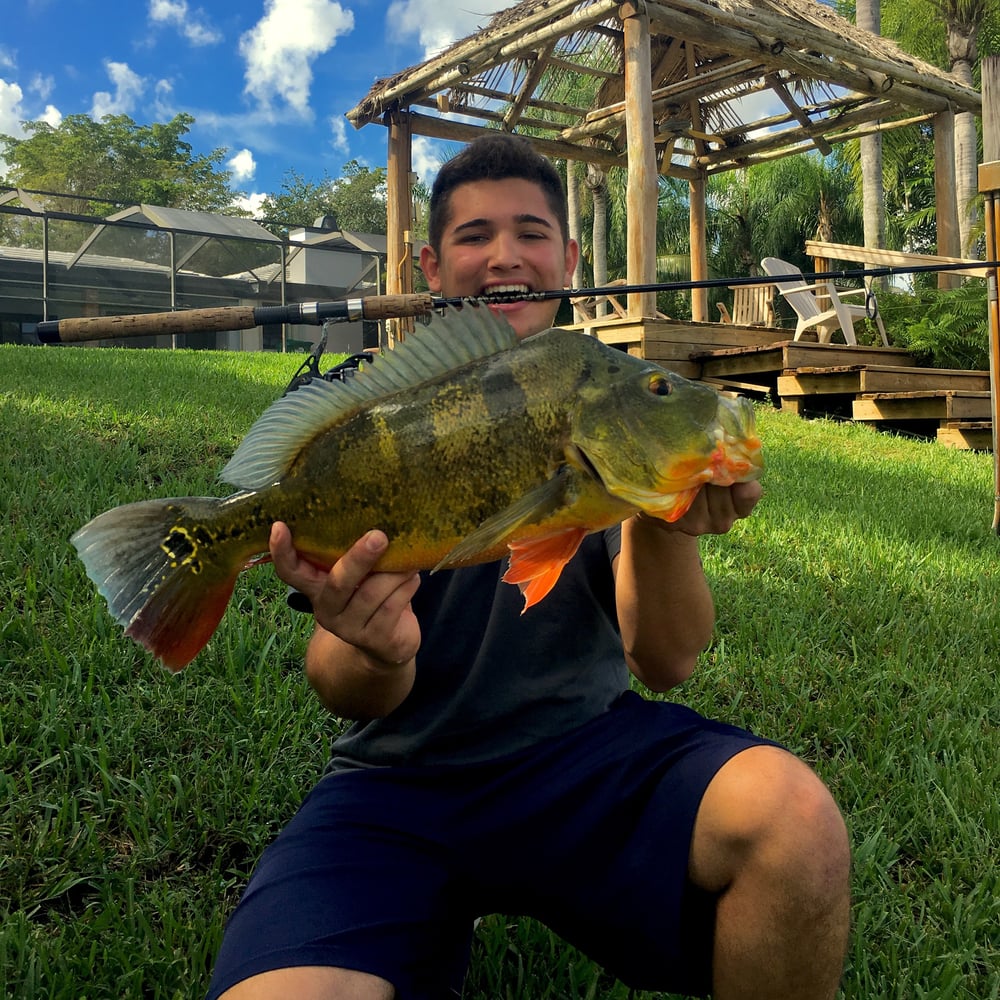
[{"left": 649, "top": 375, "right": 673, "bottom": 396}]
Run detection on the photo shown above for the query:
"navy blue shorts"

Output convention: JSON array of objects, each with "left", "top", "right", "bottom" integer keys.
[{"left": 207, "top": 692, "right": 779, "bottom": 999}]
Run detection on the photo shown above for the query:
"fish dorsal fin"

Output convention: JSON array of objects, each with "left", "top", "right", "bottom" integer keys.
[{"left": 221, "top": 304, "right": 520, "bottom": 490}]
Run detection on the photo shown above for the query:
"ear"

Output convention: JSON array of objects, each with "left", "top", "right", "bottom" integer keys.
[
  {"left": 420, "top": 244, "right": 442, "bottom": 292},
  {"left": 563, "top": 239, "right": 579, "bottom": 287}
]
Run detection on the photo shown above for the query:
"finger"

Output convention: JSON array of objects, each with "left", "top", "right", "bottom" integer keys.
[
  {"left": 327, "top": 530, "right": 391, "bottom": 595},
  {"left": 730, "top": 480, "right": 763, "bottom": 517},
  {"left": 269, "top": 522, "right": 328, "bottom": 593}
]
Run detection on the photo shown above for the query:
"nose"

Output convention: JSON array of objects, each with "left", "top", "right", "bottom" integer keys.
[{"left": 488, "top": 230, "right": 522, "bottom": 271}]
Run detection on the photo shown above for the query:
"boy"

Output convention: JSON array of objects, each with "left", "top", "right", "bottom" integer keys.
[{"left": 208, "top": 134, "right": 850, "bottom": 1000}]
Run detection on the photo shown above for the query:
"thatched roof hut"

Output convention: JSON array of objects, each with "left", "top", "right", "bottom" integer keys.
[{"left": 345, "top": 0, "right": 980, "bottom": 326}]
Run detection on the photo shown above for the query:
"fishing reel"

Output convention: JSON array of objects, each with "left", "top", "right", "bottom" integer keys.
[{"left": 281, "top": 320, "right": 376, "bottom": 397}]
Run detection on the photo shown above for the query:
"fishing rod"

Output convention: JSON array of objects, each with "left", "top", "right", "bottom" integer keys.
[{"left": 33, "top": 260, "right": 997, "bottom": 344}]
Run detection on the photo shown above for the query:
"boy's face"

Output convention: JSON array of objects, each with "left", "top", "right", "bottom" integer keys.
[{"left": 420, "top": 178, "right": 579, "bottom": 340}]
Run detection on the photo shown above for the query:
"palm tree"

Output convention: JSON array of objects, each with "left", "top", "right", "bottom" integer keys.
[
  {"left": 940, "top": 0, "right": 987, "bottom": 253},
  {"left": 856, "top": 0, "right": 887, "bottom": 264}
]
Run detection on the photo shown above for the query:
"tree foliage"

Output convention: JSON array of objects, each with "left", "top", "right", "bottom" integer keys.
[
  {"left": 258, "top": 160, "right": 388, "bottom": 234},
  {"left": 0, "top": 113, "right": 235, "bottom": 214}
]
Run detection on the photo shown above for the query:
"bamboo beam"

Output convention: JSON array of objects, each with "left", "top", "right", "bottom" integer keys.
[
  {"left": 385, "top": 112, "right": 413, "bottom": 346},
  {"left": 765, "top": 72, "right": 833, "bottom": 155},
  {"left": 622, "top": 3, "right": 659, "bottom": 319},
  {"left": 979, "top": 53, "right": 1000, "bottom": 529},
  {"left": 452, "top": 82, "right": 591, "bottom": 118},
  {"left": 703, "top": 119, "right": 920, "bottom": 173},
  {"left": 686, "top": 41, "right": 708, "bottom": 322},
  {"left": 696, "top": 99, "right": 898, "bottom": 165},
  {"left": 561, "top": 58, "right": 761, "bottom": 142},
  {"left": 502, "top": 43, "right": 556, "bottom": 131},
  {"left": 413, "top": 98, "right": 576, "bottom": 137},
  {"left": 405, "top": 111, "right": 630, "bottom": 170},
  {"left": 704, "top": 114, "right": 931, "bottom": 174}
]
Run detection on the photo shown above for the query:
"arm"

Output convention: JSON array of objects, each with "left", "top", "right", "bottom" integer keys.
[
  {"left": 269, "top": 523, "right": 421, "bottom": 720},
  {"left": 615, "top": 481, "right": 761, "bottom": 692}
]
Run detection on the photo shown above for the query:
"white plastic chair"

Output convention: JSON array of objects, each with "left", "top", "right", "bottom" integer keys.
[{"left": 761, "top": 257, "right": 888, "bottom": 346}]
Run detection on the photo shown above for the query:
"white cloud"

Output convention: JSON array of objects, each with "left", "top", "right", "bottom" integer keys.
[
  {"left": 148, "top": 0, "right": 222, "bottom": 46},
  {"left": 233, "top": 191, "right": 268, "bottom": 218},
  {"left": 412, "top": 134, "right": 448, "bottom": 187},
  {"left": 91, "top": 61, "right": 146, "bottom": 118},
  {"left": 29, "top": 73, "right": 55, "bottom": 101},
  {"left": 329, "top": 115, "right": 348, "bottom": 155},
  {"left": 0, "top": 48, "right": 15, "bottom": 74},
  {"left": 0, "top": 79, "right": 26, "bottom": 138},
  {"left": 39, "top": 104, "right": 62, "bottom": 128},
  {"left": 240, "top": 0, "right": 354, "bottom": 116},
  {"left": 228, "top": 148, "right": 256, "bottom": 183},
  {"left": 386, "top": 0, "right": 492, "bottom": 59}
]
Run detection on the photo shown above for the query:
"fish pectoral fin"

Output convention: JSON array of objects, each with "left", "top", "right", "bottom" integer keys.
[
  {"left": 503, "top": 528, "right": 588, "bottom": 611},
  {"left": 434, "top": 471, "right": 572, "bottom": 572}
]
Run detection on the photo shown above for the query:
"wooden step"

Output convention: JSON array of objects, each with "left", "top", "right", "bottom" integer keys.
[
  {"left": 936, "top": 422, "right": 994, "bottom": 451},
  {"left": 853, "top": 390, "right": 993, "bottom": 422},
  {"left": 696, "top": 340, "right": 916, "bottom": 379},
  {"left": 778, "top": 365, "right": 990, "bottom": 398}
]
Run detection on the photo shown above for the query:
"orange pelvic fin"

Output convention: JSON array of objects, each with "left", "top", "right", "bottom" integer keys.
[{"left": 502, "top": 527, "right": 588, "bottom": 611}]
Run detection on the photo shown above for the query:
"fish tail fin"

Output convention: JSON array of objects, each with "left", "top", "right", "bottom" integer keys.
[
  {"left": 503, "top": 528, "right": 588, "bottom": 612},
  {"left": 72, "top": 497, "right": 247, "bottom": 672}
]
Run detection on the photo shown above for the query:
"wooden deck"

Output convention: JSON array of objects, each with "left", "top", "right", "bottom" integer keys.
[{"left": 563, "top": 317, "right": 994, "bottom": 451}]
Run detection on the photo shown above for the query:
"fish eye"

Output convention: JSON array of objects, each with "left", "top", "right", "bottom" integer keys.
[{"left": 648, "top": 374, "right": 673, "bottom": 397}]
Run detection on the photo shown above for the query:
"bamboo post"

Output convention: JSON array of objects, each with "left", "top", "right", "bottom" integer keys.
[
  {"left": 979, "top": 55, "right": 1000, "bottom": 532},
  {"left": 386, "top": 111, "right": 414, "bottom": 346},
  {"left": 622, "top": 2, "right": 658, "bottom": 320}
]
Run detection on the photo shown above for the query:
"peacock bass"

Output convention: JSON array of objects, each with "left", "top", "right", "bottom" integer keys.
[{"left": 72, "top": 304, "right": 763, "bottom": 672}]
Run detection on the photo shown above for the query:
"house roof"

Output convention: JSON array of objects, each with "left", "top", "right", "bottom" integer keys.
[{"left": 345, "top": 0, "right": 981, "bottom": 178}]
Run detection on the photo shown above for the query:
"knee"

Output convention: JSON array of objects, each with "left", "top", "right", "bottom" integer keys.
[{"left": 691, "top": 746, "right": 851, "bottom": 903}]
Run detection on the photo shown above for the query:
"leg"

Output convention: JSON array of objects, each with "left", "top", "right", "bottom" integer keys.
[
  {"left": 688, "top": 745, "right": 851, "bottom": 1000},
  {"left": 206, "top": 771, "right": 475, "bottom": 1000},
  {"left": 218, "top": 966, "right": 393, "bottom": 1000}
]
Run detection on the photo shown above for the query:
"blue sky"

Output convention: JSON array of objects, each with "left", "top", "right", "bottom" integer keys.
[{"left": 1, "top": 0, "right": 499, "bottom": 213}]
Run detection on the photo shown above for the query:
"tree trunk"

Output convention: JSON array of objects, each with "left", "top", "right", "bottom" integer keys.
[
  {"left": 946, "top": 6, "right": 980, "bottom": 255},
  {"left": 585, "top": 162, "right": 609, "bottom": 317},
  {"left": 856, "top": 0, "right": 886, "bottom": 263},
  {"left": 566, "top": 160, "right": 584, "bottom": 322},
  {"left": 953, "top": 57, "right": 979, "bottom": 254}
]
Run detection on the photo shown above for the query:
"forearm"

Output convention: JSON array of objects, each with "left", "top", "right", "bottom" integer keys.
[
  {"left": 616, "top": 514, "right": 715, "bottom": 691},
  {"left": 305, "top": 625, "right": 416, "bottom": 720}
]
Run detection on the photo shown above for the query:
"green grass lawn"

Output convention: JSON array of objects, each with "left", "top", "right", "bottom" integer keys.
[{"left": 1, "top": 343, "right": 997, "bottom": 999}]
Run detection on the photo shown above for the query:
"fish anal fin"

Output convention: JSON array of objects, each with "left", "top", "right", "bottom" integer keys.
[
  {"left": 126, "top": 570, "right": 237, "bottom": 673},
  {"left": 502, "top": 527, "right": 587, "bottom": 612}
]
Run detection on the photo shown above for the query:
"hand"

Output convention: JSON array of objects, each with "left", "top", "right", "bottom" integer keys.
[
  {"left": 270, "top": 523, "right": 422, "bottom": 666},
  {"left": 639, "top": 481, "right": 762, "bottom": 538}
]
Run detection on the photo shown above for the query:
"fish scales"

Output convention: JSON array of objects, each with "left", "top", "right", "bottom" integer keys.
[
  {"left": 71, "top": 305, "right": 763, "bottom": 671},
  {"left": 282, "top": 337, "right": 588, "bottom": 566}
]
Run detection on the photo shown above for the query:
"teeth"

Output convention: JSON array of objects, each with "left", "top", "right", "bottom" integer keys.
[{"left": 483, "top": 284, "right": 530, "bottom": 296}]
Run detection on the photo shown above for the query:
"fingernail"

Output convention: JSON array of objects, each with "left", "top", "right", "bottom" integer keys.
[{"left": 365, "top": 530, "right": 387, "bottom": 554}]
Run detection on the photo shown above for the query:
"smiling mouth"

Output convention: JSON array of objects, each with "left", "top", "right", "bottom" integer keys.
[{"left": 480, "top": 283, "right": 532, "bottom": 301}]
